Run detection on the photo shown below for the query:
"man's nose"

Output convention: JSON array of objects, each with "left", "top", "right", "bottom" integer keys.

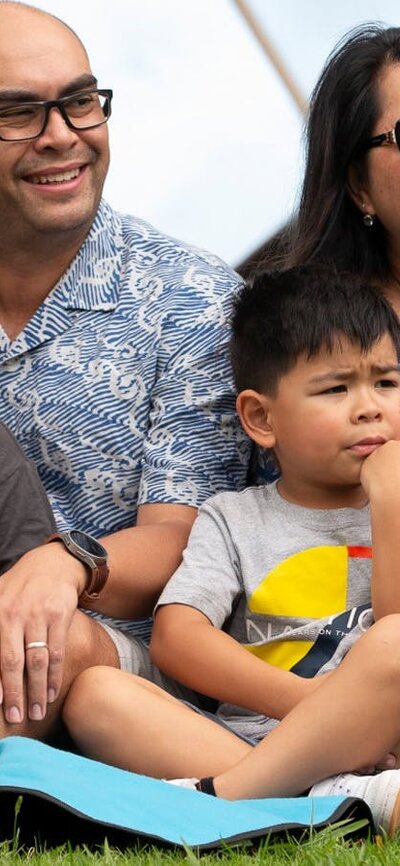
[{"left": 33, "top": 106, "right": 79, "bottom": 149}]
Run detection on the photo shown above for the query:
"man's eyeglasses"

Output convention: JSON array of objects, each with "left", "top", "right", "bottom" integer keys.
[
  {"left": 364, "top": 121, "right": 400, "bottom": 152},
  {"left": 0, "top": 88, "right": 113, "bottom": 142}
]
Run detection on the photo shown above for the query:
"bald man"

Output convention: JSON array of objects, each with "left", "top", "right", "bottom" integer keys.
[{"left": 0, "top": 2, "right": 249, "bottom": 739}]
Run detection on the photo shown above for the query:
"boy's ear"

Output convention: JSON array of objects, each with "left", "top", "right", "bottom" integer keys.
[{"left": 236, "top": 390, "right": 276, "bottom": 449}]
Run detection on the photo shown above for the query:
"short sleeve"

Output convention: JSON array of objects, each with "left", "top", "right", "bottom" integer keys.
[
  {"left": 138, "top": 264, "right": 250, "bottom": 507},
  {"left": 156, "top": 499, "right": 242, "bottom": 627}
]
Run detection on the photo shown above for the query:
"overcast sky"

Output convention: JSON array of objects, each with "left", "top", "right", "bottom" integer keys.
[{"left": 31, "top": 1, "right": 400, "bottom": 266}]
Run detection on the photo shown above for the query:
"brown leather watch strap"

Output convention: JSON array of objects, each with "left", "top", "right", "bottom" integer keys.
[{"left": 80, "top": 561, "right": 109, "bottom": 600}]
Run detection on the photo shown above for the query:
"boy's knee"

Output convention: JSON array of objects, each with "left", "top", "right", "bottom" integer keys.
[
  {"left": 62, "top": 665, "right": 112, "bottom": 735},
  {"left": 361, "top": 615, "right": 400, "bottom": 676},
  {"left": 368, "top": 614, "right": 400, "bottom": 645}
]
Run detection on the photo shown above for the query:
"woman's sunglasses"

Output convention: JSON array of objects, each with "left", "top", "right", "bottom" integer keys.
[{"left": 364, "top": 121, "right": 400, "bottom": 152}]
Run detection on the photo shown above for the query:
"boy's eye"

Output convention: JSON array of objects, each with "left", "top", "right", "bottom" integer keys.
[
  {"left": 321, "top": 385, "right": 347, "bottom": 394},
  {"left": 376, "top": 378, "right": 399, "bottom": 389}
]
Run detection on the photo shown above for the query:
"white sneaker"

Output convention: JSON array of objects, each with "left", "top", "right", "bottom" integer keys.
[
  {"left": 310, "top": 771, "right": 400, "bottom": 836},
  {"left": 163, "top": 777, "right": 199, "bottom": 790}
]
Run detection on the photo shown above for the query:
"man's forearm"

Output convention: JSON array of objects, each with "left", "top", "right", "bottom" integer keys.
[{"left": 87, "top": 517, "right": 195, "bottom": 619}]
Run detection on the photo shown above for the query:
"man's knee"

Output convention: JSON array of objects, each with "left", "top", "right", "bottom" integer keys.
[{"left": 64, "top": 611, "right": 119, "bottom": 683}]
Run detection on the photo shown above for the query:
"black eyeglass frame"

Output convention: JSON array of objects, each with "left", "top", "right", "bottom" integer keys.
[
  {"left": 364, "top": 121, "right": 400, "bottom": 153},
  {"left": 0, "top": 88, "right": 113, "bottom": 142}
]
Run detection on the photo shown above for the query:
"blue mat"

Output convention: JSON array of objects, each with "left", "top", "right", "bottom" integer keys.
[{"left": 0, "top": 737, "right": 373, "bottom": 848}]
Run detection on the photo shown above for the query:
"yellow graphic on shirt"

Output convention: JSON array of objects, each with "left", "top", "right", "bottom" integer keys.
[{"left": 245, "top": 545, "right": 371, "bottom": 671}]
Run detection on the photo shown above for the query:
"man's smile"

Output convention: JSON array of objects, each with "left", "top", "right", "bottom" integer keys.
[
  {"left": 26, "top": 167, "right": 81, "bottom": 184},
  {"left": 21, "top": 162, "right": 88, "bottom": 188}
]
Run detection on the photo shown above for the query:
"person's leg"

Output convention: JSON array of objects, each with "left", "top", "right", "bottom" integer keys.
[
  {"left": 63, "top": 666, "right": 251, "bottom": 779},
  {"left": 213, "top": 615, "right": 400, "bottom": 800},
  {"left": 65, "top": 614, "right": 400, "bottom": 792},
  {"left": 62, "top": 615, "right": 400, "bottom": 837},
  {"left": 0, "top": 610, "right": 120, "bottom": 741},
  {"left": 63, "top": 614, "right": 400, "bottom": 788}
]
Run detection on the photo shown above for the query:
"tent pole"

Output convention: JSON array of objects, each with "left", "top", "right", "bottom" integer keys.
[{"left": 231, "top": 0, "right": 308, "bottom": 117}]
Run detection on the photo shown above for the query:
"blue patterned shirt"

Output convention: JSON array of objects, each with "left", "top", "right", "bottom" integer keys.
[{"left": 0, "top": 200, "right": 250, "bottom": 538}]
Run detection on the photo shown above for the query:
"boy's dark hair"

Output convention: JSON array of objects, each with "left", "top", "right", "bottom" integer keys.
[{"left": 231, "top": 266, "right": 400, "bottom": 395}]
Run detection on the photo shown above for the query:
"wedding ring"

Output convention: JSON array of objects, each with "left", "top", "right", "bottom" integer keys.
[{"left": 25, "top": 641, "right": 48, "bottom": 650}]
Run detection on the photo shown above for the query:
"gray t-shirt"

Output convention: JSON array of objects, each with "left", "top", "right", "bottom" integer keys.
[{"left": 157, "top": 482, "right": 373, "bottom": 740}]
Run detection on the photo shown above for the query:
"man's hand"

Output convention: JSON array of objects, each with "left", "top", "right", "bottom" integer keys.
[{"left": 0, "top": 542, "right": 87, "bottom": 724}]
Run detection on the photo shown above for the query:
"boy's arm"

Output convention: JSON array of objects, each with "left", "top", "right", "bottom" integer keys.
[
  {"left": 361, "top": 440, "right": 400, "bottom": 619},
  {"left": 151, "top": 494, "right": 327, "bottom": 718},
  {"left": 151, "top": 603, "right": 320, "bottom": 720}
]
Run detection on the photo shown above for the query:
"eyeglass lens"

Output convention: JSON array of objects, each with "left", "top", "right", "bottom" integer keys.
[{"left": 0, "top": 91, "right": 110, "bottom": 141}]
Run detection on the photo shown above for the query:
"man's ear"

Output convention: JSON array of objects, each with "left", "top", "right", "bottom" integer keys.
[
  {"left": 347, "top": 162, "right": 374, "bottom": 215},
  {"left": 236, "top": 390, "right": 276, "bottom": 449}
]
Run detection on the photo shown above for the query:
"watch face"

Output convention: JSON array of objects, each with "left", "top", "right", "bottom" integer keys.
[{"left": 69, "top": 530, "right": 106, "bottom": 557}]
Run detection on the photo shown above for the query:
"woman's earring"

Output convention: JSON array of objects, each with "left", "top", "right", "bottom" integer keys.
[
  {"left": 363, "top": 212, "right": 375, "bottom": 228},
  {"left": 362, "top": 204, "right": 375, "bottom": 228}
]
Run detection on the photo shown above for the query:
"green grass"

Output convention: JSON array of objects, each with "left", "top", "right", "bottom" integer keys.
[
  {"left": 0, "top": 838, "right": 399, "bottom": 866},
  {"left": 2, "top": 823, "right": 400, "bottom": 866},
  {"left": 0, "top": 799, "right": 398, "bottom": 865}
]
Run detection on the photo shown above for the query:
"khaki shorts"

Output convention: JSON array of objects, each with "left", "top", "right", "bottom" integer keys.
[{"left": 99, "top": 622, "right": 204, "bottom": 705}]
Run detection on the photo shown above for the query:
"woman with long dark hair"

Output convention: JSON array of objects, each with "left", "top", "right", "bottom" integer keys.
[{"left": 287, "top": 23, "right": 400, "bottom": 310}]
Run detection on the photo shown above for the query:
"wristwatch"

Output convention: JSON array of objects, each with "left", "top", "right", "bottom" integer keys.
[{"left": 47, "top": 530, "right": 109, "bottom": 601}]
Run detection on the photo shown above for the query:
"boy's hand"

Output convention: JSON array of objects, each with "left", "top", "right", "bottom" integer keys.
[{"left": 360, "top": 439, "right": 400, "bottom": 500}]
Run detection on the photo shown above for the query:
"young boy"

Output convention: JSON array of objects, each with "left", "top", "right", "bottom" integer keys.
[{"left": 63, "top": 266, "right": 400, "bottom": 835}]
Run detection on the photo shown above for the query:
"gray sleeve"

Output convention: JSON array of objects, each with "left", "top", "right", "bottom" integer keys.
[
  {"left": 0, "top": 422, "right": 56, "bottom": 574},
  {"left": 156, "top": 499, "right": 242, "bottom": 627}
]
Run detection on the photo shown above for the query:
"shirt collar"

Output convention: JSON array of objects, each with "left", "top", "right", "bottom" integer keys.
[
  {"left": 0, "top": 201, "right": 122, "bottom": 360},
  {"left": 55, "top": 199, "right": 122, "bottom": 312}
]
